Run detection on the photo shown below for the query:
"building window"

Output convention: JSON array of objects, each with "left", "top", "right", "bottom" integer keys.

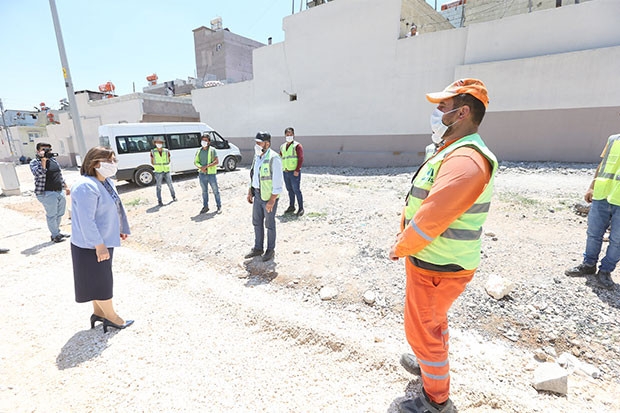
[{"left": 28, "top": 132, "right": 40, "bottom": 142}]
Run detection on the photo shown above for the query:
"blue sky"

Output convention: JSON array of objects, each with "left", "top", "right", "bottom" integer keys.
[{"left": 0, "top": 0, "right": 450, "bottom": 111}]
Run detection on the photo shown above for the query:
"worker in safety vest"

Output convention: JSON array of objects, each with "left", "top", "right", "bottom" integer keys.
[
  {"left": 389, "top": 79, "right": 497, "bottom": 413},
  {"left": 245, "top": 132, "right": 284, "bottom": 262},
  {"left": 150, "top": 137, "right": 176, "bottom": 207},
  {"left": 279, "top": 126, "right": 304, "bottom": 216},
  {"left": 564, "top": 135, "right": 620, "bottom": 289},
  {"left": 194, "top": 133, "right": 221, "bottom": 214}
]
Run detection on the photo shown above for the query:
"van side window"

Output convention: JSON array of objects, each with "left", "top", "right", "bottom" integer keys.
[
  {"left": 115, "top": 137, "right": 130, "bottom": 154},
  {"left": 169, "top": 133, "right": 201, "bottom": 149},
  {"left": 118, "top": 135, "right": 152, "bottom": 153},
  {"left": 147, "top": 135, "right": 165, "bottom": 149}
]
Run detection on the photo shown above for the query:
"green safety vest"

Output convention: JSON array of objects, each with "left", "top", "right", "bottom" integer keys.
[
  {"left": 404, "top": 133, "right": 498, "bottom": 270},
  {"left": 592, "top": 134, "right": 620, "bottom": 206},
  {"left": 194, "top": 147, "right": 217, "bottom": 174},
  {"left": 280, "top": 141, "right": 299, "bottom": 171},
  {"left": 151, "top": 149, "right": 170, "bottom": 173},
  {"left": 251, "top": 149, "right": 280, "bottom": 201}
]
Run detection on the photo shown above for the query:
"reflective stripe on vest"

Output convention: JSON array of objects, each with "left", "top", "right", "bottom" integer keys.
[
  {"left": 151, "top": 149, "right": 170, "bottom": 173},
  {"left": 403, "top": 133, "right": 498, "bottom": 270},
  {"left": 592, "top": 134, "right": 620, "bottom": 205},
  {"left": 280, "top": 142, "right": 299, "bottom": 171}
]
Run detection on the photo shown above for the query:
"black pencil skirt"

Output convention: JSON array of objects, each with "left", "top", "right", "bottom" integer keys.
[{"left": 71, "top": 243, "right": 114, "bottom": 303}]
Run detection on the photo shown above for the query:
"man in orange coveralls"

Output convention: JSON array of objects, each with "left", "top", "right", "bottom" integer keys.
[{"left": 389, "top": 79, "right": 497, "bottom": 413}]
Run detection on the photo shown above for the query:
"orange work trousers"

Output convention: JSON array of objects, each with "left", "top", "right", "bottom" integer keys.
[{"left": 403, "top": 258, "right": 473, "bottom": 404}]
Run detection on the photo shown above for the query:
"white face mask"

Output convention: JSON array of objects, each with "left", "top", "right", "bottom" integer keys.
[
  {"left": 155, "top": 143, "right": 163, "bottom": 149},
  {"left": 254, "top": 144, "right": 264, "bottom": 156},
  {"left": 201, "top": 140, "right": 209, "bottom": 147},
  {"left": 96, "top": 161, "right": 118, "bottom": 178},
  {"left": 430, "top": 107, "right": 460, "bottom": 144},
  {"left": 285, "top": 135, "right": 294, "bottom": 143}
]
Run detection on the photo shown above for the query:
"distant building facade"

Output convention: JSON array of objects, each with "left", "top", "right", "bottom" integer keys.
[
  {"left": 441, "top": 0, "right": 593, "bottom": 28},
  {"left": 193, "top": 21, "right": 265, "bottom": 85},
  {"left": 0, "top": 108, "right": 51, "bottom": 161}
]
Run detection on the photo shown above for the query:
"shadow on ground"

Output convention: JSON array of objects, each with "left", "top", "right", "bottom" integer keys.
[
  {"left": 241, "top": 258, "right": 278, "bottom": 287},
  {"left": 56, "top": 325, "right": 115, "bottom": 370}
]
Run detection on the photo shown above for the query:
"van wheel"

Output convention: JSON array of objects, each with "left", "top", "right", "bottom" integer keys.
[
  {"left": 224, "top": 156, "right": 237, "bottom": 172},
  {"left": 134, "top": 167, "right": 154, "bottom": 186}
]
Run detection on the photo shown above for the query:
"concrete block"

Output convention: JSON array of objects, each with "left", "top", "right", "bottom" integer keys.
[
  {"left": 0, "top": 162, "right": 21, "bottom": 196},
  {"left": 533, "top": 362, "right": 568, "bottom": 395}
]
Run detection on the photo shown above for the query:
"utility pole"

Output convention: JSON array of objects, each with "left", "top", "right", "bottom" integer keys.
[
  {"left": 48, "top": 0, "right": 87, "bottom": 161},
  {"left": 0, "top": 99, "right": 17, "bottom": 158}
]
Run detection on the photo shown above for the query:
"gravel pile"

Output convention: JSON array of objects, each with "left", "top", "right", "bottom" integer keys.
[{"left": 1, "top": 162, "right": 619, "bottom": 412}]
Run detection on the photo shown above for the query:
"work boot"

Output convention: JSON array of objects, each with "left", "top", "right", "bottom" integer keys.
[
  {"left": 51, "top": 235, "right": 65, "bottom": 243},
  {"left": 285, "top": 206, "right": 295, "bottom": 214},
  {"left": 399, "top": 353, "right": 421, "bottom": 376},
  {"left": 592, "top": 271, "right": 615, "bottom": 289},
  {"left": 565, "top": 263, "right": 596, "bottom": 277},
  {"left": 398, "top": 388, "right": 454, "bottom": 413},
  {"left": 244, "top": 249, "right": 263, "bottom": 259},
  {"left": 262, "top": 249, "right": 275, "bottom": 262}
]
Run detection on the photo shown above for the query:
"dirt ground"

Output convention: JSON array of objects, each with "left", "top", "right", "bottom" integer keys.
[{"left": 1, "top": 162, "right": 619, "bottom": 412}]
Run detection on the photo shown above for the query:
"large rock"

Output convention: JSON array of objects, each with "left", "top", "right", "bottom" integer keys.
[
  {"left": 557, "top": 352, "right": 601, "bottom": 379},
  {"left": 485, "top": 273, "right": 515, "bottom": 300},
  {"left": 532, "top": 362, "right": 568, "bottom": 395},
  {"left": 362, "top": 290, "right": 376, "bottom": 305},
  {"left": 319, "top": 286, "right": 338, "bottom": 301}
]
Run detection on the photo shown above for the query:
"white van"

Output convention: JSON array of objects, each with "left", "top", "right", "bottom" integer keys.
[{"left": 98, "top": 122, "right": 242, "bottom": 186}]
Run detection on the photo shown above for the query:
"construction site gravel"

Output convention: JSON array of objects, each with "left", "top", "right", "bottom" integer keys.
[{"left": 1, "top": 162, "right": 619, "bottom": 412}]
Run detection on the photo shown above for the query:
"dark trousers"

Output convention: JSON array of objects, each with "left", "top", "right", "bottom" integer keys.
[
  {"left": 252, "top": 190, "right": 278, "bottom": 251},
  {"left": 283, "top": 171, "right": 303, "bottom": 210}
]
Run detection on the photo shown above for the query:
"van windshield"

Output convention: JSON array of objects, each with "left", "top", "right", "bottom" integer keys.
[{"left": 99, "top": 135, "right": 110, "bottom": 148}]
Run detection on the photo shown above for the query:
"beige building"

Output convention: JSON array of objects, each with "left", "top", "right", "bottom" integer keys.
[
  {"left": 193, "top": 21, "right": 265, "bottom": 84},
  {"left": 400, "top": 0, "right": 454, "bottom": 37},
  {"left": 462, "top": 0, "right": 592, "bottom": 27}
]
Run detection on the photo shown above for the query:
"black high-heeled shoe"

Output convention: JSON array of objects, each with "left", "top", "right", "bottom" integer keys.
[
  {"left": 90, "top": 314, "right": 105, "bottom": 329},
  {"left": 103, "top": 318, "right": 135, "bottom": 333}
]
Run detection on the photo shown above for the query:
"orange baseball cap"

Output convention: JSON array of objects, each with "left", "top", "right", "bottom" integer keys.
[{"left": 426, "top": 78, "right": 489, "bottom": 108}]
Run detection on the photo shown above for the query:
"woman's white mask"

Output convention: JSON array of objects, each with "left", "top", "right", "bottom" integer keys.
[{"left": 96, "top": 161, "right": 118, "bottom": 178}]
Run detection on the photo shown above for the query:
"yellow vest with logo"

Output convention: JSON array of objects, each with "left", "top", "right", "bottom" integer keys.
[
  {"left": 151, "top": 149, "right": 171, "bottom": 173},
  {"left": 252, "top": 149, "right": 280, "bottom": 201},
  {"left": 404, "top": 133, "right": 498, "bottom": 270},
  {"left": 592, "top": 134, "right": 620, "bottom": 206},
  {"left": 280, "top": 142, "right": 299, "bottom": 171}
]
